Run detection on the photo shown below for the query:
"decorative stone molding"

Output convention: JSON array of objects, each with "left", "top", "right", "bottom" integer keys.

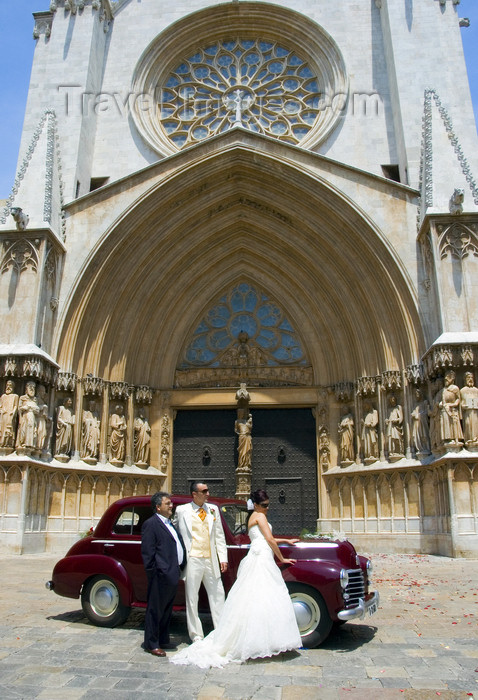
[
  {"left": 33, "top": 12, "right": 53, "bottom": 39},
  {"left": 135, "top": 385, "right": 153, "bottom": 404},
  {"left": 44, "top": 245, "right": 58, "bottom": 287},
  {"left": 1, "top": 239, "right": 40, "bottom": 275},
  {"left": 0, "top": 355, "right": 57, "bottom": 384},
  {"left": 356, "top": 376, "right": 378, "bottom": 397},
  {"left": 82, "top": 376, "right": 104, "bottom": 396},
  {"left": 0, "top": 110, "right": 66, "bottom": 240},
  {"left": 174, "top": 365, "right": 313, "bottom": 388},
  {"left": 436, "top": 221, "right": 478, "bottom": 259},
  {"left": 406, "top": 364, "right": 425, "bottom": 385},
  {"left": 56, "top": 371, "right": 78, "bottom": 392},
  {"left": 159, "top": 414, "right": 171, "bottom": 472},
  {"left": 382, "top": 370, "right": 402, "bottom": 391},
  {"left": 421, "top": 344, "right": 478, "bottom": 378},
  {"left": 461, "top": 347, "right": 474, "bottom": 366},
  {"left": 334, "top": 381, "right": 354, "bottom": 403},
  {"left": 109, "top": 381, "right": 130, "bottom": 400}
]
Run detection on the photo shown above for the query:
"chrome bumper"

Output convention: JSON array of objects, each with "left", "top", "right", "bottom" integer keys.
[{"left": 337, "top": 591, "right": 379, "bottom": 621}]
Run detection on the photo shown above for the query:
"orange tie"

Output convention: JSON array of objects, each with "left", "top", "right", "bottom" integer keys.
[{"left": 198, "top": 508, "right": 207, "bottom": 521}]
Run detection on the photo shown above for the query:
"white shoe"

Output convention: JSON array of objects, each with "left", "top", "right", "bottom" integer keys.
[{"left": 192, "top": 636, "right": 203, "bottom": 643}]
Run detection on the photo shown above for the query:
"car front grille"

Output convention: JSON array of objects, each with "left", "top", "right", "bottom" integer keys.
[{"left": 344, "top": 568, "right": 366, "bottom": 607}]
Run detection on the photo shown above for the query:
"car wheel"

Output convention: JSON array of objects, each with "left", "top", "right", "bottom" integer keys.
[
  {"left": 81, "top": 576, "right": 130, "bottom": 627},
  {"left": 287, "top": 583, "right": 333, "bottom": 647}
]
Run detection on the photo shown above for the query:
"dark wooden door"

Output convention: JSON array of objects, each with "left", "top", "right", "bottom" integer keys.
[
  {"left": 172, "top": 407, "right": 318, "bottom": 533},
  {"left": 172, "top": 410, "right": 236, "bottom": 497},
  {"left": 251, "top": 409, "right": 317, "bottom": 534}
]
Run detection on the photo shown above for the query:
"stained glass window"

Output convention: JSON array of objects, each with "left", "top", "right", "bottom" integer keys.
[
  {"left": 158, "top": 38, "right": 322, "bottom": 148},
  {"left": 180, "top": 283, "right": 307, "bottom": 367}
]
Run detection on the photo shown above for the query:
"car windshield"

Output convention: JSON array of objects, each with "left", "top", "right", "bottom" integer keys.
[{"left": 217, "top": 503, "right": 249, "bottom": 534}]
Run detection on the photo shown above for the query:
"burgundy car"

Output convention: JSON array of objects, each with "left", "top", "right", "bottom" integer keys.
[{"left": 46, "top": 495, "right": 379, "bottom": 647}]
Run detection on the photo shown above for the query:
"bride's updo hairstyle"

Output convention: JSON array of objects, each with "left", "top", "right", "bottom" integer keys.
[{"left": 250, "top": 489, "right": 269, "bottom": 507}]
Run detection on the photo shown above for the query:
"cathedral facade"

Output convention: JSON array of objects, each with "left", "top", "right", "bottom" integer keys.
[{"left": 1, "top": 0, "right": 478, "bottom": 555}]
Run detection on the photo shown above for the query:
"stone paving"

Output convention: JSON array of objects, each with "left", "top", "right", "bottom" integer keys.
[{"left": 0, "top": 552, "right": 477, "bottom": 699}]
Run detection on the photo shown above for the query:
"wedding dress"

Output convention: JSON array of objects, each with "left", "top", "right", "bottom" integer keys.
[{"left": 170, "top": 524, "right": 302, "bottom": 668}]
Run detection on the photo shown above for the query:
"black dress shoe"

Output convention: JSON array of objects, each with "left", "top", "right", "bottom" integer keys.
[{"left": 144, "top": 647, "right": 166, "bottom": 657}]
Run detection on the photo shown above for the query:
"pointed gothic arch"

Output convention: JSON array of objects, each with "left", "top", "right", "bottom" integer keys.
[{"left": 55, "top": 133, "right": 423, "bottom": 388}]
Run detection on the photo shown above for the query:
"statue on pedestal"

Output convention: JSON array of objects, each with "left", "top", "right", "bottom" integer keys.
[
  {"left": 460, "top": 372, "right": 478, "bottom": 447},
  {"left": 438, "top": 370, "right": 463, "bottom": 446},
  {"left": 235, "top": 410, "right": 253, "bottom": 472},
  {"left": 55, "top": 397, "right": 75, "bottom": 460},
  {"left": 134, "top": 409, "right": 151, "bottom": 465},
  {"left": 411, "top": 388, "right": 431, "bottom": 455},
  {"left": 385, "top": 395, "right": 404, "bottom": 458},
  {"left": 338, "top": 412, "right": 355, "bottom": 463},
  {"left": 81, "top": 400, "right": 100, "bottom": 463},
  {"left": 361, "top": 402, "right": 379, "bottom": 462},
  {"left": 109, "top": 404, "right": 126, "bottom": 464},
  {"left": 16, "top": 381, "right": 39, "bottom": 454},
  {"left": 0, "top": 380, "right": 19, "bottom": 453}
]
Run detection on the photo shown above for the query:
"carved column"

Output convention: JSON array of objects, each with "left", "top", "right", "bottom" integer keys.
[
  {"left": 234, "top": 384, "right": 252, "bottom": 500},
  {"left": 73, "top": 378, "right": 83, "bottom": 460},
  {"left": 126, "top": 387, "right": 135, "bottom": 467},
  {"left": 99, "top": 383, "right": 109, "bottom": 464}
]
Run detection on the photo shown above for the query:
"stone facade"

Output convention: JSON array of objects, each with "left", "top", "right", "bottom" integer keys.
[{"left": 1, "top": 0, "right": 477, "bottom": 554}]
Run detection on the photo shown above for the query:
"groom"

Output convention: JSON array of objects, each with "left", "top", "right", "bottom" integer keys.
[{"left": 173, "top": 481, "right": 228, "bottom": 642}]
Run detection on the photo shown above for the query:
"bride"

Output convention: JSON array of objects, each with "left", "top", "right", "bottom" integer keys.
[{"left": 170, "top": 489, "right": 302, "bottom": 668}]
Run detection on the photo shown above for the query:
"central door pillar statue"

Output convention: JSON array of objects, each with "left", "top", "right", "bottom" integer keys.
[{"left": 234, "top": 383, "right": 253, "bottom": 499}]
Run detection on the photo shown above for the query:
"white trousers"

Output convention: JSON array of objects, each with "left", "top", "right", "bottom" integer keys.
[{"left": 185, "top": 556, "right": 225, "bottom": 641}]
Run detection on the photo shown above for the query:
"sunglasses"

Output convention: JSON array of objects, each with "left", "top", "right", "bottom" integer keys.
[
  {"left": 197, "top": 488, "right": 209, "bottom": 494},
  {"left": 259, "top": 502, "right": 270, "bottom": 508}
]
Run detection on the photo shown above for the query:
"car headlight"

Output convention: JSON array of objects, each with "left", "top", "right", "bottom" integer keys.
[
  {"left": 340, "top": 568, "right": 349, "bottom": 589},
  {"left": 366, "top": 559, "right": 373, "bottom": 583}
]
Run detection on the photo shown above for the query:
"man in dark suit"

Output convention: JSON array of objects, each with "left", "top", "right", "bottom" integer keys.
[{"left": 141, "top": 491, "right": 186, "bottom": 656}]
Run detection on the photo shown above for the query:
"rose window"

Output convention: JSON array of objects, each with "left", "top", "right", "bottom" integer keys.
[
  {"left": 159, "top": 39, "right": 323, "bottom": 148},
  {"left": 179, "top": 283, "right": 307, "bottom": 368}
]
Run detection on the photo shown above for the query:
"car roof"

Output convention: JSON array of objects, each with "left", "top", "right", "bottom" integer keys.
[{"left": 110, "top": 494, "right": 247, "bottom": 509}]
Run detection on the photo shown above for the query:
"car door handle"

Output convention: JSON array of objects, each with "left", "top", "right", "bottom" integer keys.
[{"left": 104, "top": 543, "right": 114, "bottom": 548}]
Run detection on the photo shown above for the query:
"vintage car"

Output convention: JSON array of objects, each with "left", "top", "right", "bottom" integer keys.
[{"left": 46, "top": 495, "right": 379, "bottom": 647}]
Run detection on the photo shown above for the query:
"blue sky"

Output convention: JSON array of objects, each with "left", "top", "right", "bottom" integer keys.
[{"left": 0, "top": 0, "right": 477, "bottom": 197}]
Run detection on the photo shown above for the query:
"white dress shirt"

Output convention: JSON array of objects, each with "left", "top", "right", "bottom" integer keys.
[{"left": 158, "top": 513, "right": 184, "bottom": 566}]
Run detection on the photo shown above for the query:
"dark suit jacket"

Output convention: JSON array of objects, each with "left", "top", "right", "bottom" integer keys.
[{"left": 141, "top": 514, "right": 186, "bottom": 586}]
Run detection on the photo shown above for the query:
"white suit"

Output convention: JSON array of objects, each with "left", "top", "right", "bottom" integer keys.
[{"left": 173, "top": 501, "right": 228, "bottom": 641}]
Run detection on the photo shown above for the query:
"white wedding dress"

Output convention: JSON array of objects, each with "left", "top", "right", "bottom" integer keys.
[{"left": 170, "top": 524, "right": 302, "bottom": 668}]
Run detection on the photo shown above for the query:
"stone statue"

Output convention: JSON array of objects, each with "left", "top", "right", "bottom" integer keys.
[
  {"left": 235, "top": 410, "right": 253, "bottom": 471},
  {"left": 460, "top": 372, "right": 478, "bottom": 447},
  {"left": 385, "top": 395, "right": 404, "bottom": 457},
  {"left": 338, "top": 412, "right": 354, "bottom": 462},
  {"left": 81, "top": 400, "right": 101, "bottom": 462},
  {"left": 411, "top": 388, "right": 431, "bottom": 455},
  {"left": 361, "top": 402, "right": 379, "bottom": 461},
  {"left": 55, "top": 397, "right": 75, "bottom": 459},
  {"left": 429, "top": 384, "right": 442, "bottom": 452},
  {"left": 109, "top": 404, "right": 127, "bottom": 463},
  {"left": 35, "top": 384, "right": 51, "bottom": 455},
  {"left": 16, "top": 381, "right": 39, "bottom": 453},
  {"left": 438, "top": 370, "right": 463, "bottom": 446},
  {"left": 0, "top": 380, "right": 19, "bottom": 451},
  {"left": 134, "top": 409, "right": 151, "bottom": 464}
]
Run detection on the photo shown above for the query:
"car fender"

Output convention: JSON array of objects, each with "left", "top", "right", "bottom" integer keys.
[
  {"left": 52, "top": 554, "right": 134, "bottom": 604},
  {"left": 281, "top": 559, "right": 345, "bottom": 619}
]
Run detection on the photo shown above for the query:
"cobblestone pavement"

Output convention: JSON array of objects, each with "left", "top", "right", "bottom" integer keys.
[{"left": 0, "top": 552, "right": 477, "bottom": 700}]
